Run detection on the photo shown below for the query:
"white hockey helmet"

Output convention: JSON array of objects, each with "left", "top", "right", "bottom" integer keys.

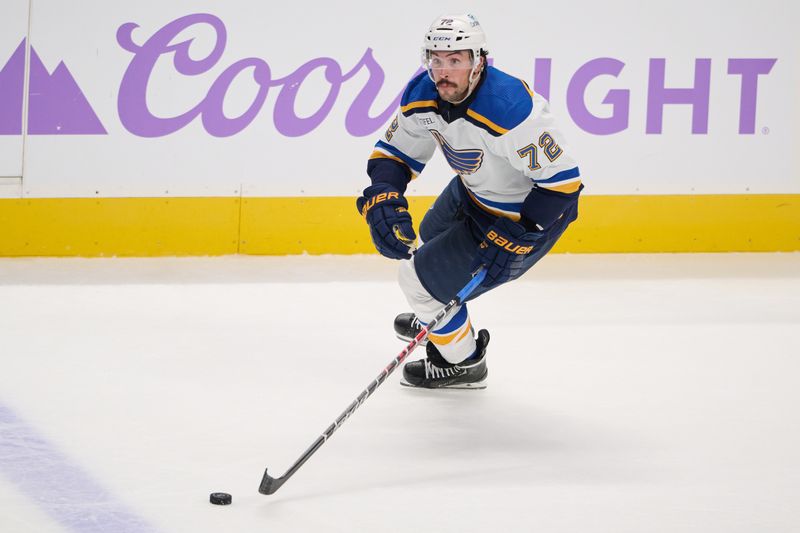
[{"left": 422, "top": 13, "right": 488, "bottom": 70}]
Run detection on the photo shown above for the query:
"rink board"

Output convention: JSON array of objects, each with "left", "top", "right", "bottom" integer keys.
[
  {"left": 1, "top": 194, "right": 798, "bottom": 256},
  {"left": 0, "top": 1, "right": 797, "bottom": 256}
]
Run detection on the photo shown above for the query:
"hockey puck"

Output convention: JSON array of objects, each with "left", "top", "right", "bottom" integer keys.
[{"left": 209, "top": 492, "right": 232, "bottom": 505}]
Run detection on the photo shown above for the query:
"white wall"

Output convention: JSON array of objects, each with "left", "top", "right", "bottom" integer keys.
[
  {"left": 0, "top": 0, "right": 28, "bottom": 180},
  {"left": 1, "top": 0, "right": 797, "bottom": 198}
]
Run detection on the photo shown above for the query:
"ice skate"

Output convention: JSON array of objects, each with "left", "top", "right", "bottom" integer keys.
[
  {"left": 401, "top": 329, "right": 489, "bottom": 389},
  {"left": 394, "top": 312, "right": 428, "bottom": 345},
  {"left": 395, "top": 312, "right": 475, "bottom": 347}
]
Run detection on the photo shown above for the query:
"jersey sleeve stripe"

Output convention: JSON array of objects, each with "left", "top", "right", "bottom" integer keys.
[
  {"left": 539, "top": 180, "right": 582, "bottom": 194},
  {"left": 532, "top": 167, "right": 581, "bottom": 184},
  {"left": 465, "top": 109, "right": 509, "bottom": 135},
  {"left": 374, "top": 140, "right": 426, "bottom": 173},
  {"left": 368, "top": 151, "right": 420, "bottom": 178}
]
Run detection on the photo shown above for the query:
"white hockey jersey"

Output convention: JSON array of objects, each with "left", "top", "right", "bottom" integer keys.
[{"left": 367, "top": 66, "right": 582, "bottom": 230}]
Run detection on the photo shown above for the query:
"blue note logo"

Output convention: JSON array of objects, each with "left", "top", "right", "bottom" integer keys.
[{"left": 429, "top": 129, "right": 484, "bottom": 175}]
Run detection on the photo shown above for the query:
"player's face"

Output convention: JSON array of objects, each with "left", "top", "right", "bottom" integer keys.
[{"left": 428, "top": 51, "right": 478, "bottom": 103}]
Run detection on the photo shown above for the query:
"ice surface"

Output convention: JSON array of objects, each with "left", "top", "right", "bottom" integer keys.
[{"left": 0, "top": 254, "right": 798, "bottom": 533}]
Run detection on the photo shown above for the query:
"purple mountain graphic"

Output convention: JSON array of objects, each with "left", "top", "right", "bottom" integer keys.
[
  {"left": 0, "top": 41, "right": 24, "bottom": 134},
  {"left": 0, "top": 39, "right": 106, "bottom": 135}
]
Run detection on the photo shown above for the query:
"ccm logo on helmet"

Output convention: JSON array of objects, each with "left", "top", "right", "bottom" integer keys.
[{"left": 486, "top": 230, "right": 534, "bottom": 254}]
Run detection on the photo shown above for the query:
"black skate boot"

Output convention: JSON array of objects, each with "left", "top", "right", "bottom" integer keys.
[
  {"left": 401, "top": 330, "right": 490, "bottom": 389},
  {"left": 394, "top": 313, "right": 475, "bottom": 346},
  {"left": 394, "top": 313, "right": 427, "bottom": 345}
]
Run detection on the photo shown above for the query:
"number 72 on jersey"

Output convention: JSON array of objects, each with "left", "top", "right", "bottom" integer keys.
[{"left": 516, "top": 132, "right": 563, "bottom": 171}]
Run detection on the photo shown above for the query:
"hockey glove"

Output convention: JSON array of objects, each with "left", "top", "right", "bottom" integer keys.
[
  {"left": 356, "top": 183, "right": 417, "bottom": 260},
  {"left": 471, "top": 217, "right": 543, "bottom": 288}
]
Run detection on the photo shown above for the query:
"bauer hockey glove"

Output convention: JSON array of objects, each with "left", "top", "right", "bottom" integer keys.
[
  {"left": 356, "top": 183, "right": 417, "bottom": 260},
  {"left": 471, "top": 217, "right": 543, "bottom": 289}
]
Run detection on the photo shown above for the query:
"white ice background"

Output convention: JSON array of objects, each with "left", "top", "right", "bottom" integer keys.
[{"left": 0, "top": 253, "right": 798, "bottom": 533}]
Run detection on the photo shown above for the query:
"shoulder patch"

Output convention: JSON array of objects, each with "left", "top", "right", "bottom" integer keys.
[
  {"left": 466, "top": 66, "right": 534, "bottom": 136},
  {"left": 400, "top": 71, "right": 439, "bottom": 117}
]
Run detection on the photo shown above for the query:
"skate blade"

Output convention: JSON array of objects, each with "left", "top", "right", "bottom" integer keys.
[
  {"left": 396, "top": 333, "right": 428, "bottom": 346},
  {"left": 399, "top": 378, "right": 487, "bottom": 390}
]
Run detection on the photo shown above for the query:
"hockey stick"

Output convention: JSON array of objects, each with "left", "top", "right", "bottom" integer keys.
[{"left": 258, "top": 267, "right": 487, "bottom": 495}]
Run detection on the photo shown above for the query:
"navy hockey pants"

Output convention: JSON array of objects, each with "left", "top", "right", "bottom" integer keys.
[{"left": 413, "top": 176, "right": 571, "bottom": 304}]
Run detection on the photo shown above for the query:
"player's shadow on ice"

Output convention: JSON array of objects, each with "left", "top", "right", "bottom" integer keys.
[{"left": 261, "top": 389, "right": 650, "bottom": 505}]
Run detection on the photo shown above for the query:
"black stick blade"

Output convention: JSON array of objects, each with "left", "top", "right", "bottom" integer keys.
[{"left": 258, "top": 468, "right": 285, "bottom": 495}]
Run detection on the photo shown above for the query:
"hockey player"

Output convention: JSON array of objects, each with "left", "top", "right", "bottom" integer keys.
[{"left": 357, "top": 14, "right": 583, "bottom": 389}]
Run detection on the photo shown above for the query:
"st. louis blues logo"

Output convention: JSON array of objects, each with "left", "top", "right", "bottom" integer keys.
[{"left": 429, "top": 130, "right": 484, "bottom": 176}]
